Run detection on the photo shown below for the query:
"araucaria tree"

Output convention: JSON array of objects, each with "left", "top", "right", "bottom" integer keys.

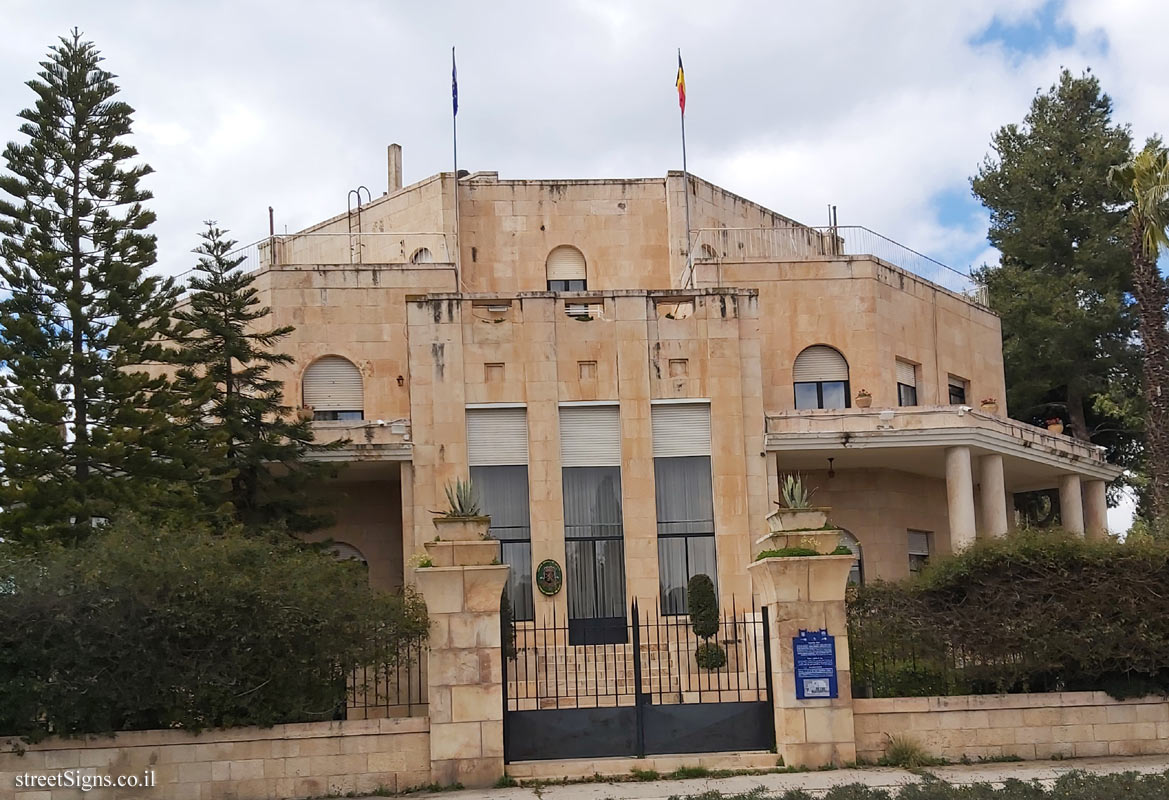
[
  {"left": 1110, "top": 140, "right": 1169, "bottom": 520},
  {"left": 174, "top": 223, "right": 335, "bottom": 532},
  {"left": 971, "top": 70, "right": 1137, "bottom": 456},
  {"left": 0, "top": 32, "right": 190, "bottom": 545}
]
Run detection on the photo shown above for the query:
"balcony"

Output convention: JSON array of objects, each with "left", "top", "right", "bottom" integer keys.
[
  {"left": 688, "top": 226, "right": 988, "bottom": 306},
  {"left": 308, "top": 420, "right": 413, "bottom": 464},
  {"left": 224, "top": 232, "right": 455, "bottom": 274}
]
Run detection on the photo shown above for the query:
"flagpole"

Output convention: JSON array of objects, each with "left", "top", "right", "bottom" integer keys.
[
  {"left": 452, "top": 46, "right": 461, "bottom": 288},
  {"left": 678, "top": 48, "right": 693, "bottom": 282}
]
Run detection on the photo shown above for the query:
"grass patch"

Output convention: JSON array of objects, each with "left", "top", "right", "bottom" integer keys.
[{"left": 877, "top": 735, "right": 947, "bottom": 768}]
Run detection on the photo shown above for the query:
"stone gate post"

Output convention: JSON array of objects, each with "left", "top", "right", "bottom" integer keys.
[{"left": 412, "top": 516, "right": 510, "bottom": 788}]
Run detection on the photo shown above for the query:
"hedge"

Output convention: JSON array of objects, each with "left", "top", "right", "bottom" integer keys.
[
  {"left": 0, "top": 517, "right": 429, "bottom": 741},
  {"left": 847, "top": 530, "right": 1169, "bottom": 698}
]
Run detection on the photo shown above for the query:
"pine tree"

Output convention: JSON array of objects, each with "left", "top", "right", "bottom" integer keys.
[
  {"left": 174, "top": 222, "right": 337, "bottom": 532},
  {"left": 0, "top": 31, "right": 192, "bottom": 545},
  {"left": 971, "top": 69, "right": 1139, "bottom": 464}
]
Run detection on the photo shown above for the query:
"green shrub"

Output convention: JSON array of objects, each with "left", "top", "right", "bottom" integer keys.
[
  {"left": 756, "top": 547, "right": 821, "bottom": 559},
  {"left": 687, "top": 573, "right": 718, "bottom": 638},
  {"left": 879, "top": 734, "right": 943, "bottom": 768},
  {"left": 0, "top": 517, "right": 429, "bottom": 741},
  {"left": 694, "top": 642, "right": 727, "bottom": 670},
  {"left": 848, "top": 529, "right": 1169, "bottom": 699}
]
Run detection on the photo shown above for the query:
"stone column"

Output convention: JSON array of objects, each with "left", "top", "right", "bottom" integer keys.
[
  {"left": 1083, "top": 480, "right": 1109, "bottom": 541},
  {"left": 749, "top": 524, "right": 856, "bottom": 768},
  {"left": 944, "top": 446, "right": 976, "bottom": 551},
  {"left": 413, "top": 517, "right": 510, "bottom": 788},
  {"left": 1059, "top": 474, "right": 1085, "bottom": 536},
  {"left": 977, "top": 454, "right": 1009, "bottom": 539}
]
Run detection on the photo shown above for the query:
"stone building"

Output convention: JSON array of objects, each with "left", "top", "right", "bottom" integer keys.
[{"left": 251, "top": 144, "right": 1119, "bottom": 634}]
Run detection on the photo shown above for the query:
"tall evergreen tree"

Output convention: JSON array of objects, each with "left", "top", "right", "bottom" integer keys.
[
  {"left": 0, "top": 31, "right": 191, "bottom": 545},
  {"left": 971, "top": 70, "right": 1139, "bottom": 464},
  {"left": 174, "top": 223, "right": 336, "bottom": 532}
]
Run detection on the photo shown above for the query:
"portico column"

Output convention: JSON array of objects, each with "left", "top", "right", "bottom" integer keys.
[
  {"left": 1083, "top": 479, "right": 1109, "bottom": 541},
  {"left": 945, "top": 446, "right": 977, "bottom": 552},
  {"left": 977, "top": 454, "right": 1009, "bottom": 539},
  {"left": 1058, "top": 474, "right": 1085, "bottom": 536}
]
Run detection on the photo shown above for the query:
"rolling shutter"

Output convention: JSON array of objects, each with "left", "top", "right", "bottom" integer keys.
[
  {"left": 793, "top": 346, "right": 848, "bottom": 382},
  {"left": 560, "top": 405, "right": 620, "bottom": 467},
  {"left": 467, "top": 407, "right": 529, "bottom": 466},
  {"left": 896, "top": 359, "right": 916, "bottom": 387},
  {"left": 907, "top": 531, "right": 930, "bottom": 556},
  {"left": 948, "top": 375, "right": 966, "bottom": 390},
  {"left": 546, "top": 246, "right": 587, "bottom": 282},
  {"left": 303, "top": 356, "right": 363, "bottom": 411},
  {"left": 651, "top": 403, "right": 711, "bottom": 458}
]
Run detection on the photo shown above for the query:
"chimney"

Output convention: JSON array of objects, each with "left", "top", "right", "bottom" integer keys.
[{"left": 387, "top": 143, "right": 403, "bottom": 194}]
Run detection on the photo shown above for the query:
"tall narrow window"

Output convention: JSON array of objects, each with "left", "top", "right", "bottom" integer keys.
[
  {"left": 896, "top": 359, "right": 918, "bottom": 407},
  {"left": 652, "top": 402, "right": 716, "bottom": 615},
  {"left": 947, "top": 375, "right": 968, "bottom": 405},
  {"left": 839, "top": 531, "right": 863, "bottom": 586},
  {"left": 560, "top": 404, "right": 625, "bottom": 645},
  {"left": 467, "top": 407, "right": 533, "bottom": 621},
  {"left": 793, "top": 345, "right": 850, "bottom": 410},
  {"left": 546, "top": 245, "right": 587, "bottom": 291},
  {"left": 908, "top": 530, "right": 931, "bottom": 575},
  {"left": 303, "top": 356, "right": 364, "bottom": 420}
]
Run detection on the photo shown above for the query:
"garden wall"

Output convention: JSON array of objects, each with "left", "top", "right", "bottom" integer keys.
[
  {"left": 1, "top": 717, "right": 430, "bottom": 800},
  {"left": 854, "top": 692, "right": 1169, "bottom": 762}
]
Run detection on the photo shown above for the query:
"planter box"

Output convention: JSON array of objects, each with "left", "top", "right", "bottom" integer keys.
[
  {"left": 432, "top": 516, "right": 491, "bottom": 541},
  {"left": 424, "top": 539, "right": 500, "bottom": 567},
  {"left": 755, "top": 529, "right": 843, "bottom": 554},
  {"left": 766, "top": 507, "right": 830, "bottom": 532},
  {"left": 748, "top": 554, "right": 855, "bottom": 605}
]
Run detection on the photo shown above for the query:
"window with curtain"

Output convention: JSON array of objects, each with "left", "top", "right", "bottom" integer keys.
[
  {"left": 560, "top": 404, "right": 626, "bottom": 645},
  {"left": 793, "top": 345, "right": 850, "bottom": 410},
  {"left": 651, "top": 402, "right": 716, "bottom": 615},
  {"left": 467, "top": 407, "right": 533, "bottom": 621}
]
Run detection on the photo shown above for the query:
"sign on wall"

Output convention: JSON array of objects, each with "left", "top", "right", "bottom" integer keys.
[{"left": 793, "top": 628, "right": 838, "bottom": 700}]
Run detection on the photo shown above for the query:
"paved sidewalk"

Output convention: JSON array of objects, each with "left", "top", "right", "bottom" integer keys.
[{"left": 386, "top": 755, "right": 1169, "bottom": 799}]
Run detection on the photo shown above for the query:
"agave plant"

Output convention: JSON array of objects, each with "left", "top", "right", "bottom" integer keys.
[
  {"left": 442, "top": 477, "right": 482, "bottom": 518},
  {"left": 779, "top": 473, "right": 815, "bottom": 509}
]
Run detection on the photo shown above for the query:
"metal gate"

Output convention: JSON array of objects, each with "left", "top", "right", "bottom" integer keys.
[{"left": 502, "top": 599, "right": 774, "bottom": 762}]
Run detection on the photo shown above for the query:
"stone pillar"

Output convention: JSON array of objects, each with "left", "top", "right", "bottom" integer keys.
[
  {"left": 977, "top": 454, "right": 1009, "bottom": 539},
  {"left": 749, "top": 525, "right": 856, "bottom": 768},
  {"left": 944, "top": 446, "right": 976, "bottom": 552},
  {"left": 1059, "top": 474, "right": 1085, "bottom": 536},
  {"left": 413, "top": 516, "right": 510, "bottom": 788},
  {"left": 1083, "top": 479, "right": 1109, "bottom": 541}
]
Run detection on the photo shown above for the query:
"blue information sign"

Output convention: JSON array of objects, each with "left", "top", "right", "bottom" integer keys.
[{"left": 793, "top": 628, "right": 838, "bottom": 699}]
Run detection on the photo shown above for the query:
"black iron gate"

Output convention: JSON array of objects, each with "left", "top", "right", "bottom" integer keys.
[{"left": 502, "top": 599, "right": 774, "bottom": 762}]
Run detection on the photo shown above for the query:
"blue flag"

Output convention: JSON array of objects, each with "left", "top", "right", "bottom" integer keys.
[{"left": 451, "top": 47, "right": 458, "bottom": 117}]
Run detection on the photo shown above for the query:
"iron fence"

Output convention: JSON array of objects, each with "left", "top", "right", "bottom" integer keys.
[{"left": 344, "top": 638, "right": 428, "bottom": 719}]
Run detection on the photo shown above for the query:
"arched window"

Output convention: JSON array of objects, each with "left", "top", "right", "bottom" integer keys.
[
  {"left": 410, "top": 247, "right": 433, "bottom": 264},
  {"left": 793, "top": 345, "right": 850, "bottom": 410},
  {"left": 838, "top": 530, "right": 864, "bottom": 586},
  {"left": 546, "top": 245, "right": 587, "bottom": 291},
  {"left": 328, "top": 542, "right": 368, "bottom": 566},
  {"left": 303, "top": 355, "right": 364, "bottom": 421}
]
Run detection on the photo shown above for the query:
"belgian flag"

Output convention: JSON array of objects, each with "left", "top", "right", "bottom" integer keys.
[{"left": 676, "top": 51, "right": 686, "bottom": 115}]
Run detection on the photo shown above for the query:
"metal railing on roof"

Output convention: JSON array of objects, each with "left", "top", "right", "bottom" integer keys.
[
  {"left": 686, "top": 225, "right": 988, "bottom": 306},
  {"left": 221, "top": 232, "right": 454, "bottom": 275}
]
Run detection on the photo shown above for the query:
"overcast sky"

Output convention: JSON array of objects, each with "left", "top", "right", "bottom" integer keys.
[{"left": 3, "top": 0, "right": 1161, "bottom": 530}]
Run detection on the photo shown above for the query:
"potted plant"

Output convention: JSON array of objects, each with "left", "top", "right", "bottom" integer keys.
[
  {"left": 425, "top": 477, "right": 497, "bottom": 566},
  {"left": 688, "top": 574, "right": 726, "bottom": 670},
  {"left": 765, "top": 474, "right": 829, "bottom": 532},
  {"left": 855, "top": 388, "right": 872, "bottom": 408},
  {"left": 296, "top": 405, "right": 315, "bottom": 422},
  {"left": 980, "top": 397, "right": 998, "bottom": 414},
  {"left": 1045, "top": 417, "right": 1065, "bottom": 434}
]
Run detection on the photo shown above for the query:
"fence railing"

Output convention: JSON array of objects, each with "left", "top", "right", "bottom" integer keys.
[
  {"left": 344, "top": 638, "right": 428, "bottom": 719},
  {"left": 688, "top": 225, "right": 988, "bottom": 305},
  {"left": 225, "top": 232, "right": 454, "bottom": 274},
  {"left": 504, "top": 598, "right": 771, "bottom": 711}
]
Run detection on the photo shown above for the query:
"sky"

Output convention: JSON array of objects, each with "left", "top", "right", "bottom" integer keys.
[{"left": 2, "top": 0, "right": 1164, "bottom": 530}]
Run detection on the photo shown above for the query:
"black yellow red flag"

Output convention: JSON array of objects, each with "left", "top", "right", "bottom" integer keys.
[{"left": 676, "top": 52, "right": 686, "bottom": 115}]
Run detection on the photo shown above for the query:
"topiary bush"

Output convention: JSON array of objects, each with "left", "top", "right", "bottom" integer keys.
[
  {"left": 687, "top": 573, "right": 725, "bottom": 670},
  {"left": 0, "top": 517, "right": 430, "bottom": 741},
  {"left": 694, "top": 642, "right": 727, "bottom": 670},
  {"left": 848, "top": 529, "right": 1169, "bottom": 699}
]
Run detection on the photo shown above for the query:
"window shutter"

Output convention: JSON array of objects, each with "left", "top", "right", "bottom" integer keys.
[
  {"left": 907, "top": 531, "right": 930, "bottom": 556},
  {"left": 546, "top": 246, "right": 587, "bottom": 282},
  {"left": 651, "top": 403, "right": 711, "bottom": 458},
  {"left": 896, "top": 359, "right": 916, "bottom": 387},
  {"left": 467, "top": 408, "right": 529, "bottom": 466},
  {"left": 560, "top": 405, "right": 620, "bottom": 467},
  {"left": 948, "top": 375, "right": 966, "bottom": 389},
  {"left": 793, "top": 346, "right": 848, "bottom": 382},
  {"left": 303, "top": 356, "right": 363, "bottom": 411}
]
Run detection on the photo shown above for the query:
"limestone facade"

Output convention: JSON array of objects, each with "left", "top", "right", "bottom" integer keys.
[{"left": 247, "top": 149, "right": 1120, "bottom": 607}]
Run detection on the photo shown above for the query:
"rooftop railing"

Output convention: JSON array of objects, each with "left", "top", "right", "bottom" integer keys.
[
  {"left": 220, "top": 232, "right": 454, "bottom": 276},
  {"left": 687, "top": 225, "right": 988, "bottom": 306}
]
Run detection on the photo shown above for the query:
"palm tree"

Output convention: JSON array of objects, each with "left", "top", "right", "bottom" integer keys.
[{"left": 1111, "top": 139, "right": 1169, "bottom": 519}]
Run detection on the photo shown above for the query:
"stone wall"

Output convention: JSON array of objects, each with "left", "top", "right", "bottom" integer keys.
[
  {"left": 854, "top": 693, "right": 1169, "bottom": 762},
  {"left": 1, "top": 718, "right": 429, "bottom": 800}
]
